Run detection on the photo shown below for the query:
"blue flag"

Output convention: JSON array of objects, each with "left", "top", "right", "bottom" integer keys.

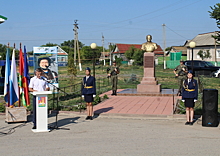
[
  {"left": 9, "top": 49, "right": 19, "bottom": 106},
  {"left": 23, "top": 46, "right": 30, "bottom": 106},
  {"left": 4, "top": 48, "right": 10, "bottom": 104}
]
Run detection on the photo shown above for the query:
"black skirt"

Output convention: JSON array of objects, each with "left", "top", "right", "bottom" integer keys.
[
  {"left": 184, "top": 98, "right": 195, "bottom": 108},
  {"left": 84, "top": 94, "right": 94, "bottom": 102}
]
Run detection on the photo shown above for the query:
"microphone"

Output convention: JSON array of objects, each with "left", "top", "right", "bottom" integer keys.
[{"left": 41, "top": 76, "right": 50, "bottom": 83}]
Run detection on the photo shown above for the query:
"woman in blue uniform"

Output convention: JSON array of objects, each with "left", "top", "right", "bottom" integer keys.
[
  {"left": 82, "top": 67, "right": 96, "bottom": 120},
  {"left": 182, "top": 71, "right": 198, "bottom": 125}
]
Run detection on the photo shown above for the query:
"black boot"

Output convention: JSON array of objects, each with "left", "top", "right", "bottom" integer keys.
[
  {"left": 111, "top": 90, "right": 114, "bottom": 96},
  {"left": 114, "top": 90, "right": 117, "bottom": 96}
]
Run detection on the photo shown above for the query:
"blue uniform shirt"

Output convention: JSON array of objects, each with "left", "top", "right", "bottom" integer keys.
[
  {"left": 182, "top": 79, "right": 198, "bottom": 100},
  {"left": 81, "top": 76, "right": 96, "bottom": 95}
]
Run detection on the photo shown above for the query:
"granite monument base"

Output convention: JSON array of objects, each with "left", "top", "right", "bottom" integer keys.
[{"left": 137, "top": 52, "right": 161, "bottom": 93}]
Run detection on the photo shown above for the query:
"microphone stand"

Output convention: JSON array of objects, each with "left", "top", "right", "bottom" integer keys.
[{"left": 41, "top": 78, "right": 70, "bottom": 131}]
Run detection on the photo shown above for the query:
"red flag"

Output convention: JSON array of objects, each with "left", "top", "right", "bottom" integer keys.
[
  {"left": 23, "top": 46, "right": 30, "bottom": 106},
  {"left": 19, "top": 47, "right": 26, "bottom": 106}
]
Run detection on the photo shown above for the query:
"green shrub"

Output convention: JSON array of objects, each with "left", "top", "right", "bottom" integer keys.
[
  {"left": 0, "top": 103, "right": 5, "bottom": 113},
  {"left": 103, "top": 94, "right": 109, "bottom": 99}
]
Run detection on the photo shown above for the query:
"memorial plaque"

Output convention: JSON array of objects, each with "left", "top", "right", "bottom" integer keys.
[{"left": 144, "top": 56, "right": 154, "bottom": 68}]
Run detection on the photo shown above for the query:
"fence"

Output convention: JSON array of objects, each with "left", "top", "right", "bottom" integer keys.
[
  {"left": 47, "top": 75, "right": 141, "bottom": 111},
  {"left": 48, "top": 76, "right": 111, "bottom": 110}
]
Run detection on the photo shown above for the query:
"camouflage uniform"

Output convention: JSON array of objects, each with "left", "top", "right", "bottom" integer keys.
[
  {"left": 174, "top": 64, "right": 188, "bottom": 94},
  {"left": 108, "top": 65, "right": 120, "bottom": 95}
]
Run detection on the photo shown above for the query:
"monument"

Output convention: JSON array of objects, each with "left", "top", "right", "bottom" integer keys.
[{"left": 137, "top": 35, "right": 161, "bottom": 93}]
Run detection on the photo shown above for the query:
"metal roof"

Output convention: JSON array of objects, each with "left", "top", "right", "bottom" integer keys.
[
  {"left": 113, "top": 43, "right": 164, "bottom": 55},
  {"left": 185, "top": 32, "right": 218, "bottom": 47}
]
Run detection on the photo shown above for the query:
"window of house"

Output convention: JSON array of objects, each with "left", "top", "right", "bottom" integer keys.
[{"left": 217, "top": 50, "right": 220, "bottom": 58}]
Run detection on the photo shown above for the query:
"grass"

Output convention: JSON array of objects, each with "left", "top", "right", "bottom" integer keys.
[{"left": 1, "top": 56, "right": 220, "bottom": 114}]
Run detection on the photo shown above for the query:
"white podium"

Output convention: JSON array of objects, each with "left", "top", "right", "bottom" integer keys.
[{"left": 31, "top": 91, "right": 52, "bottom": 132}]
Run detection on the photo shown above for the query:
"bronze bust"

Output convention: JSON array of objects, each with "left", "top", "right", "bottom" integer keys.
[{"left": 141, "top": 35, "right": 157, "bottom": 52}]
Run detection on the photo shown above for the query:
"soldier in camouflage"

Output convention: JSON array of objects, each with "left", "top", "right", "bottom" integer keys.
[
  {"left": 174, "top": 60, "right": 188, "bottom": 96},
  {"left": 107, "top": 61, "right": 120, "bottom": 96}
]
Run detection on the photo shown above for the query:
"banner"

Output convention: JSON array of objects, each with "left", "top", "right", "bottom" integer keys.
[{"left": 33, "top": 46, "right": 59, "bottom": 92}]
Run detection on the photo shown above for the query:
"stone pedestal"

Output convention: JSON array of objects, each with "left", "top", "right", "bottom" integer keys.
[
  {"left": 5, "top": 107, "right": 27, "bottom": 123},
  {"left": 137, "top": 52, "right": 161, "bottom": 93}
]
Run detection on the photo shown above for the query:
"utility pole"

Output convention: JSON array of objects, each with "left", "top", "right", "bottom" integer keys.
[
  {"left": 102, "top": 33, "right": 105, "bottom": 66},
  {"left": 162, "top": 24, "right": 166, "bottom": 69},
  {"left": 214, "top": 31, "right": 217, "bottom": 66},
  {"left": 109, "top": 43, "right": 112, "bottom": 66},
  {"left": 73, "top": 20, "right": 82, "bottom": 71}
]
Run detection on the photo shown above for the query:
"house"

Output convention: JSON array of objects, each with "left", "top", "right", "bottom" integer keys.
[
  {"left": 99, "top": 52, "right": 110, "bottom": 61},
  {"left": 170, "top": 46, "right": 187, "bottom": 56},
  {"left": 112, "top": 43, "right": 164, "bottom": 61},
  {"left": 184, "top": 31, "right": 220, "bottom": 62},
  {"left": 28, "top": 46, "right": 68, "bottom": 66},
  {"left": 57, "top": 46, "right": 68, "bottom": 66}
]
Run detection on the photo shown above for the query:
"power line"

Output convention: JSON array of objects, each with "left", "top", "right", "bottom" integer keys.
[
  {"left": 165, "top": 25, "right": 187, "bottom": 39},
  {"left": 109, "top": 0, "right": 185, "bottom": 25}
]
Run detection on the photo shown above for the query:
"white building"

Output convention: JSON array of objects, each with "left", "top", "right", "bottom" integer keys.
[{"left": 185, "top": 31, "right": 220, "bottom": 62}]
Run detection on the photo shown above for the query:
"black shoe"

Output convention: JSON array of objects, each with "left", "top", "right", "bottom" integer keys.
[
  {"left": 32, "top": 126, "right": 36, "bottom": 129},
  {"left": 189, "top": 122, "right": 193, "bottom": 126},
  {"left": 86, "top": 116, "right": 90, "bottom": 120},
  {"left": 185, "top": 122, "right": 190, "bottom": 125},
  {"left": 112, "top": 90, "right": 117, "bottom": 96},
  {"left": 90, "top": 116, "right": 93, "bottom": 120}
]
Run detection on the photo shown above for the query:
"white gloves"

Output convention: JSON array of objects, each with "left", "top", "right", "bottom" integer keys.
[
  {"left": 182, "top": 99, "right": 197, "bottom": 102},
  {"left": 82, "top": 95, "right": 96, "bottom": 97}
]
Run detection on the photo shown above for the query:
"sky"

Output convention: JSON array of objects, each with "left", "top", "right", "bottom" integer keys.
[{"left": 0, "top": 0, "right": 219, "bottom": 52}]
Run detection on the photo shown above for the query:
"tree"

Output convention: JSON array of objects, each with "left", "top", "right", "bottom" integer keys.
[
  {"left": 165, "top": 47, "right": 172, "bottom": 51},
  {"left": 0, "top": 44, "right": 7, "bottom": 59},
  {"left": 197, "top": 50, "right": 211, "bottom": 60},
  {"left": 108, "top": 43, "right": 115, "bottom": 52},
  {"left": 81, "top": 46, "right": 102, "bottom": 61},
  {"left": 124, "top": 46, "right": 145, "bottom": 65},
  {"left": 61, "top": 46, "right": 74, "bottom": 55},
  {"left": 133, "top": 49, "right": 145, "bottom": 65},
  {"left": 0, "top": 44, "right": 19, "bottom": 60},
  {"left": 41, "top": 42, "right": 58, "bottom": 47},
  {"left": 125, "top": 46, "right": 136, "bottom": 60},
  {"left": 67, "top": 57, "right": 77, "bottom": 86},
  {"left": 114, "top": 56, "right": 123, "bottom": 66},
  {"left": 209, "top": 3, "right": 220, "bottom": 43},
  {"left": 60, "top": 40, "right": 84, "bottom": 49}
]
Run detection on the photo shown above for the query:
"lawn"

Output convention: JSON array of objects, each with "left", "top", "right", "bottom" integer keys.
[{"left": 1, "top": 56, "right": 220, "bottom": 114}]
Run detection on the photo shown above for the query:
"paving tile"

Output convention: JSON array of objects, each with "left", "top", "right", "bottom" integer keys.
[{"left": 94, "top": 90, "right": 176, "bottom": 116}]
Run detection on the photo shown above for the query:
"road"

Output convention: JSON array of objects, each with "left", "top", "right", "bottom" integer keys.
[{"left": 0, "top": 114, "right": 220, "bottom": 156}]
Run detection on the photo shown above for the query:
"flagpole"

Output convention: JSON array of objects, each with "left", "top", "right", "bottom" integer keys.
[
  {"left": 7, "top": 43, "right": 10, "bottom": 107},
  {"left": 9, "top": 43, "right": 19, "bottom": 107},
  {"left": 15, "top": 43, "right": 17, "bottom": 107},
  {"left": 18, "top": 43, "right": 21, "bottom": 107}
]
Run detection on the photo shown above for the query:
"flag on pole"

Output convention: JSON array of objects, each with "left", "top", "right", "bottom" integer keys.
[
  {"left": 9, "top": 49, "right": 19, "bottom": 107},
  {"left": 19, "top": 47, "right": 26, "bottom": 106},
  {"left": 4, "top": 48, "right": 10, "bottom": 106},
  {"left": 23, "top": 46, "right": 30, "bottom": 106},
  {"left": 0, "top": 15, "right": 7, "bottom": 24}
]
